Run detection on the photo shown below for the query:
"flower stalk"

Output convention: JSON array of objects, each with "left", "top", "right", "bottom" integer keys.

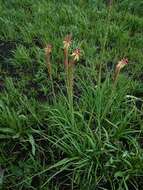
[
  {"left": 45, "top": 44, "right": 52, "bottom": 79},
  {"left": 101, "top": 58, "right": 128, "bottom": 120},
  {"left": 63, "top": 35, "right": 80, "bottom": 125},
  {"left": 113, "top": 58, "right": 128, "bottom": 85},
  {"left": 45, "top": 44, "right": 56, "bottom": 102},
  {"left": 63, "top": 34, "right": 72, "bottom": 70},
  {"left": 68, "top": 49, "right": 81, "bottom": 124}
]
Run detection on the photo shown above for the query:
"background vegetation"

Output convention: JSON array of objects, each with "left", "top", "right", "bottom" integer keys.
[{"left": 0, "top": 0, "right": 143, "bottom": 189}]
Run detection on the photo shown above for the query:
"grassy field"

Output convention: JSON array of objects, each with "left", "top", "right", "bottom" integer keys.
[{"left": 0, "top": 0, "right": 143, "bottom": 189}]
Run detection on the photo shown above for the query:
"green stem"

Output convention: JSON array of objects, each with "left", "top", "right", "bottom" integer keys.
[
  {"left": 67, "top": 62, "right": 74, "bottom": 125},
  {"left": 46, "top": 55, "right": 56, "bottom": 103},
  {"left": 50, "top": 75, "right": 56, "bottom": 104},
  {"left": 101, "top": 76, "right": 118, "bottom": 120}
]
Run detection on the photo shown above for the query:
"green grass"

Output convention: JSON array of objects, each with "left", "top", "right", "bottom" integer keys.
[{"left": 0, "top": 0, "right": 143, "bottom": 189}]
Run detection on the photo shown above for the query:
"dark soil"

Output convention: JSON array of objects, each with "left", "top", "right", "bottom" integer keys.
[
  {"left": 0, "top": 40, "right": 16, "bottom": 60},
  {"left": 0, "top": 79, "right": 5, "bottom": 91}
]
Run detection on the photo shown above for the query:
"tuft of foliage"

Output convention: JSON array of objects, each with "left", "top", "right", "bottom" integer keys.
[{"left": 0, "top": 0, "right": 143, "bottom": 189}]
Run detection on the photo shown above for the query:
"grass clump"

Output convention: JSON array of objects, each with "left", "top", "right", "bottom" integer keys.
[{"left": 0, "top": 0, "right": 143, "bottom": 190}]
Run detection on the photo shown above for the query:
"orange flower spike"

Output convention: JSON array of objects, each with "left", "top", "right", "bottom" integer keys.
[
  {"left": 44, "top": 44, "right": 56, "bottom": 102},
  {"left": 45, "top": 44, "right": 52, "bottom": 78},
  {"left": 116, "top": 58, "right": 128, "bottom": 70},
  {"left": 71, "top": 48, "right": 81, "bottom": 62},
  {"left": 63, "top": 35, "right": 72, "bottom": 67},
  {"left": 63, "top": 34, "right": 72, "bottom": 49},
  {"left": 45, "top": 44, "right": 52, "bottom": 55},
  {"left": 114, "top": 58, "right": 128, "bottom": 82}
]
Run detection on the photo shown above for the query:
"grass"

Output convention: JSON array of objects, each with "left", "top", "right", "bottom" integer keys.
[{"left": 0, "top": 0, "right": 143, "bottom": 189}]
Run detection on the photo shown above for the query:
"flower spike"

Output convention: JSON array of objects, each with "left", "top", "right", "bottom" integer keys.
[
  {"left": 45, "top": 44, "right": 52, "bottom": 55},
  {"left": 114, "top": 58, "right": 128, "bottom": 83},
  {"left": 71, "top": 48, "right": 81, "bottom": 62},
  {"left": 44, "top": 44, "right": 52, "bottom": 78},
  {"left": 116, "top": 58, "right": 128, "bottom": 70},
  {"left": 63, "top": 34, "right": 72, "bottom": 49}
]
